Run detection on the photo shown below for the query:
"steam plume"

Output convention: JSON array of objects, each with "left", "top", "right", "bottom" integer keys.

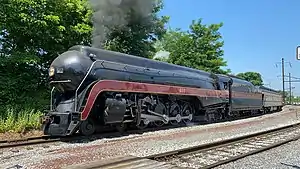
[{"left": 88, "top": 0, "right": 156, "bottom": 48}]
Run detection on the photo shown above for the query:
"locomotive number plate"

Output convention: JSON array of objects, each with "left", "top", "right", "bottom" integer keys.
[{"left": 179, "top": 88, "right": 186, "bottom": 93}]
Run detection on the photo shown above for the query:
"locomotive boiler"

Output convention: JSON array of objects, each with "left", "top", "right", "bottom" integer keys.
[{"left": 42, "top": 45, "right": 283, "bottom": 136}]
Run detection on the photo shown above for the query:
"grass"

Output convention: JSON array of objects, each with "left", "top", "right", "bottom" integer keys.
[{"left": 0, "top": 108, "right": 43, "bottom": 133}]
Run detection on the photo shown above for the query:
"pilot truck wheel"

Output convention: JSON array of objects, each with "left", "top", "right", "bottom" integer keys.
[{"left": 79, "top": 118, "right": 96, "bottom": 136}]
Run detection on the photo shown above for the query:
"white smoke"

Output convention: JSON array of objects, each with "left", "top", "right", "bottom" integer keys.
[{"left": 153, "top": 50, "right": 170, "bottom": 60}]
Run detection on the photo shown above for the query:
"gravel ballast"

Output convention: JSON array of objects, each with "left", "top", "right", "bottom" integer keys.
[
  {"left": 214, "top": 138, "right": 300, "bottom": 169},
  {"left": 1, "top": 106, "right": 300, "bottom": 169}
]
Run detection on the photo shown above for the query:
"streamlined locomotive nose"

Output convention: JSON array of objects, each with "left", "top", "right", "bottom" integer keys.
[{"left": 49, "top": 50, "right": 94, "bottom": 92}]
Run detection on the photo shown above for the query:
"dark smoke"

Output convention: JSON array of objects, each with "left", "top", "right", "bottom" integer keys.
[{"left": 88, "top": 0, "right": 156, "bottom": 48}]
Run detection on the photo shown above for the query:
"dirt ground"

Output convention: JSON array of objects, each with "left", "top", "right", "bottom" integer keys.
[{"left": 0, "top": 130, "right": 43, "bottom": 141}]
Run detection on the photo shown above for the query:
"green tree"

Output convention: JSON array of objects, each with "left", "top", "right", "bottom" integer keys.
[
  {"left": 1, "top": 0, "right": 92, "bottom": 64},
  {"left": 104, "top": 0, "right": 169, "bottom": 58},
  {"left": 155, "top": 19, "right": 230, "bottom": 74},
  {"left": 277, "top": 90, "right": 288, "bottom": 96},
  {"left": 236, "top": 72, "right": 263, "bottom": 86},
  {"left": 277, "top": 90, "right": 290, "bottom": 103},
  {"left": 292, "top": 96, "right": 300, "bottom": 103},
  {"left": 0, "top": 0, "right": 169, "bottom": 110},
  {"left": 0, "top": 0, "right": 93, "bottom": 109}
]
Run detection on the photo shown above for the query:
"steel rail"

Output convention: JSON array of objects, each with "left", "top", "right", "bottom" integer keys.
[
  {"left": 153, "top": 123, "right": 300, "bottom": 169},
  {"left": 1, "top": 107, "right": 298, "bottom": 150},
  {"left": 0, "top": 123, "right": 188, "bottom": 149},
  {"left": 63, "top": 122, "right": 300, "bottom": 169}
]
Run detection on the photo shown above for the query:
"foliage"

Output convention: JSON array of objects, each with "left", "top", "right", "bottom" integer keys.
[
  {"left": 1, "top": 0, "right": 92, "bottom": 62},
  {"left": 0, "top": 0, "right": 168, "bottom": 132},
  {"left": 278, "top": 90, "right": 298, "bottom": 104},
  {"left": 278, "top": 90, "right": 289, "bottom": 97},
  {"left": 290, "top": 96, "right": 300, "bottom": 103},
  {"left": 236, "top": 72, "right": 263, "bottom": 86},
  {"left": 0, "top": 0, "right": 168, "bottom": 110},
  {"left": 0, "top": 0, "right": 93, "bottom": 109},
  {"left": 0, "top": 108, "right": 42, "bottom": 133},
  {"left": 0, "top": 52, "right": 49, "bottom": 110},
  {"left": 104, "top": 0, "right": 169, "bottom": 58},
  {"left": 155, "top": 19, "right": 230, "bottom": 74}
]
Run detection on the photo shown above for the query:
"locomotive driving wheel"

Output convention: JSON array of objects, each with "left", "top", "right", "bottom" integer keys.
[
  {"left": 79, "top": 118, "right": 96, "bottom": 136},
  {"left": 116, "top": 123, "right": 127, "bottom": 134},
  {"left": 153, "top": 100, "right": 168, "bottom": 127},
  {"left": 137, "top": 119, "right": 149, "bottom": 130},
  {"left": 169, "top": 102, "right": 181, "bottom": 126},
  {"left": 153, "top": 120, "right": 164, "bottom": 127},
  {"left": 181, "top": 103, "right": 193, "bottom": 124}
]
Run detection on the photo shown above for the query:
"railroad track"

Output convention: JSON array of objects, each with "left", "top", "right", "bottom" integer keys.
[
  {"left": 0, "top": 108, "right": 296, "bottom": 150},
  {"left": 0, "top": 136, "right": 61, "bottom": 149},
  {"left": 0, "top": 123, "right": 189, "bottom": 149},
  {"left": 154, "top": 123, "right": 300, "bottom": 169},
  {"left": 63, "top": 122, "right": 300, "bottom": 169},
  {"left": 0, "top": 114, "right": 261, "bottom": 149}
]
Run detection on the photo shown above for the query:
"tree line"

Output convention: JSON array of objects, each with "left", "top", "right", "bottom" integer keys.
[{"left": 0, "top": 0, "right": 264, "bottom": 113}]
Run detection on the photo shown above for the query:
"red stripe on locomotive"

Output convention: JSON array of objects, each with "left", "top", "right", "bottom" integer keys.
[{"left": 81, "top": 80, "right": 262, "bottom": 120}]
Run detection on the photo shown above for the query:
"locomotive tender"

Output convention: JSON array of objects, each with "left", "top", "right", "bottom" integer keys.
[{"left": 42, "top": 45, "right": 284, "bottom": 136}]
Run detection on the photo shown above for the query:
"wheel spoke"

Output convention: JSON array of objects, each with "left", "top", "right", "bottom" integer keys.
[
  {"left": 137, "top": 119, "right": 148, "bottom": 129},
  {"left": 181, "top": 103, "right": 193, "bottom": 124},
  {"left": 169, "top": 102, "right": 181, "bottom": 125},
  {"left": 153, "top": 120, "right": 165, "bottom": 127},
  {"left": 116, "top": 123, "right": 127, "bottom": 133}
]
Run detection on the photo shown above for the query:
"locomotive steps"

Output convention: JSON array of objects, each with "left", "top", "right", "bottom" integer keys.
[{"left": 63, "top": 122, "right": 300, "bottom": 169}]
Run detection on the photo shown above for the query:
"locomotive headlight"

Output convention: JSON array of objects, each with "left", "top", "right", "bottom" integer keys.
[{"left": 49, "top": 67, "right": 55, "bottom": 77}]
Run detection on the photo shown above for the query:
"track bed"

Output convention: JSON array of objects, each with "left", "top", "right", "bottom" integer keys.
[
  {"left": 1, "top": 106, "right": 299, "bottom": 169},
  {"left": 64, "top": 123, "right": 300, "bottom": 169}
]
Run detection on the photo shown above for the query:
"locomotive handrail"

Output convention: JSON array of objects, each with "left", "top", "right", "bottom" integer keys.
[
  {"left": 74, "top": 60, "right": 103, "bottom": 112},
  {"left": 50, "top": 87, "right": 55, "bottom": 111},
  {"left": 50, "top": 80, "right": 71, "bottom": 84}
]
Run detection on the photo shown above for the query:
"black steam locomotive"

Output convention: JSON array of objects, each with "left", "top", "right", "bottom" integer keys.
[{"left": 41, "top": 45, "right": 283, "bottom": 136}]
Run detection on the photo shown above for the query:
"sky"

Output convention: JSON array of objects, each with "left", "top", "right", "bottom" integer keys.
[{"left": 159, "top": 0, "right": 300, "bottom": 95}]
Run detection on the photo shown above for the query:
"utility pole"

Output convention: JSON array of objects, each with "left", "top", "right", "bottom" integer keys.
[
  {"left": 282, "top": 58, "right": 285, "bottom": 102},
  {"left": 279, "top": 73, "right": 300, "bottom": 105},
  {"left": 289, "top": 73, "right": 292, "bottom": 104},
  {"left": 276, "top": 58, "right": 292, "bottom": 104}
]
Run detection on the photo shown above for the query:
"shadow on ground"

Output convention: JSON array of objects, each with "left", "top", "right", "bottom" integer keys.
[{"left": 281, "top": 162, "right": 300, "bottom": 169}]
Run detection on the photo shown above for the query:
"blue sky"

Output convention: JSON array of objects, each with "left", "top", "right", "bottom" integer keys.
[{"left": 159, "top": 0, "right": 300, "bottom": 95}]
